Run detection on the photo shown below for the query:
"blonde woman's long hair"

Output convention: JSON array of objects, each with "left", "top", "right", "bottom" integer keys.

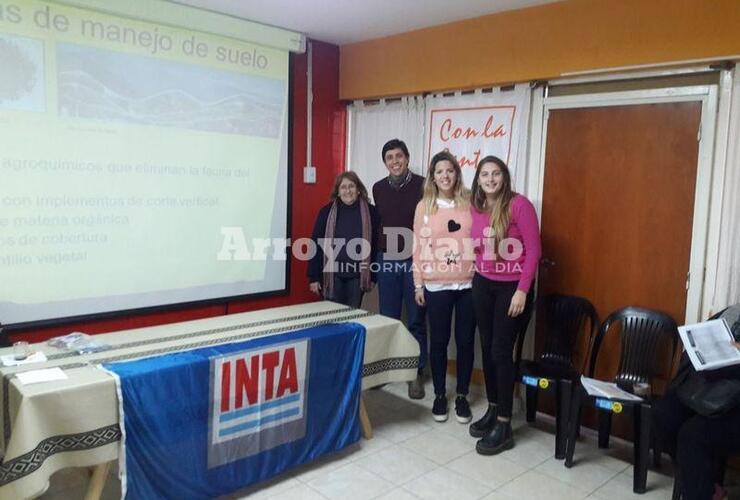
[
  {"left": 470, "top": 155, "right": 515, "bottom": 246},
  {"left": 421, "top": 150, "right": 469, "bottom": 214}
]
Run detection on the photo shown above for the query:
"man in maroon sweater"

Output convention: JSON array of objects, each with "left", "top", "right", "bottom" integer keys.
[{"left": 372, "top": 139, "right": 427, "bottom": 399}]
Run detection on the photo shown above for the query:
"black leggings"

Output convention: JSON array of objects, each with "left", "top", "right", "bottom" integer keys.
[
  {"left": 425, "top": 288, "right": 476, "bottom": 396},
  {"left": 472, "top": 273, "right": 533, "bottom": 418}
]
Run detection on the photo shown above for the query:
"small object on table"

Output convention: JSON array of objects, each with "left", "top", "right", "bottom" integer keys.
[
  {"left": 16, "top": 367, "right": 68, "bottom": 385},
  {"left": 13, "top": 341, "right": 30, "bottom": 361},
  {"left": 1, "top": 350, "right": 48, "bottom": 367},
  {"left": 47, "top": 332, "right": 111, "bottom": 354}
]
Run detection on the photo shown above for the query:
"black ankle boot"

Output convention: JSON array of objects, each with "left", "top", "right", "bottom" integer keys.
[
  {"left": 475, "top": 420, "right": 514, "bottom": 455},
  {"left": 469, "top": 403, "right": 497, "bottom": 438}
]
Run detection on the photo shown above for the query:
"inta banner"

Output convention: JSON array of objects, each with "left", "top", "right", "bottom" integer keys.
[{"left": 104, "top": 322, "right": 365, "bottom": 499}]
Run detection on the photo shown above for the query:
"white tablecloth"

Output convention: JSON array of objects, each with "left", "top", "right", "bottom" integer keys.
[{"left": 0, "top": 302, "right": 419, "bottom": 499}]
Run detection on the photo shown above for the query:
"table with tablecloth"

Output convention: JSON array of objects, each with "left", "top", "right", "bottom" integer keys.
[{"left": 0, "top": 302, "right": 420, "bottom": 499}]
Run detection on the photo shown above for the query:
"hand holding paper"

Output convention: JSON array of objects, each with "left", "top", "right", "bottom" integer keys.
[{"left": 678, "top": 319, "right": 740, "bottom": 371}]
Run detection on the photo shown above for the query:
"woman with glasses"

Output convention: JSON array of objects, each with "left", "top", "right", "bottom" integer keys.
[{"left": 308, "top": 171, "right": 380, "bottom": 308}]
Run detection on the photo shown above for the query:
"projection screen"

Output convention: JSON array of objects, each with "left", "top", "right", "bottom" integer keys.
[{"left": 0, "top": 0, "right": 301, "bottom": 326}]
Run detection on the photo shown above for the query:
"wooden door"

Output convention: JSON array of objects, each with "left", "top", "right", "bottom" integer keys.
[{"left": 538, "top": 102, "right": 702, "bottom": 384}]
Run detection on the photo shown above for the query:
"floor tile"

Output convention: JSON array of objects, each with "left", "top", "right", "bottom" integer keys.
[
  {"left": 497, "top": 470, "right": 591, "bottom": 500},
  {"left": 353, "top": 444, "right": 438, "bottom": 485},
  {"left": 479, "top": 491, "right": 523, "bottom": 500},
  {"left": 222, "top": 474, "right": 302, "bottom": 499},
  {"left": 514, "top": 422, "right": 559, "bottom": 446},
  {"left": 566, "top": 436, "right": 634, "bottom": 472},
  {"left": 446, "top": 450, "right": 528, "bottom": 490},
  {"left": 306, "top": 463, "right": 394, "bottom": 500},
  {"left": 401, "top": 428, "right": 473, "bottom": 465},
  {"left": 241, "top": 483, "right": 327, "bottom": 500},
  {"left": 403, "top": 466, "right": 493, "bottom": 500},
  {"left": 432, "top": 411, "right": 480, "bottom": 442},
  {"left": 373, "top": 488, "right": 420, "bottom": 500},
  {"left": 590, "top": 468, "right": 673, "bottom": 500},
  {"left": 372, "top": 416, "right": 433, "bottom": 444},
  {"left": 343, "top": 435, "right": 394, "bottom": 462},
  {"left": 493, "top": 435, "right": 555, "bottom": 469},
  {"left": 292, "top": 448, "right": 357, "bottom": 483},
  {"left": 535, "top": 456, "right": 619, "bottom": 493}
]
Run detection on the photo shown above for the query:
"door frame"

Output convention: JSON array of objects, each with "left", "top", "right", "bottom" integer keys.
[{"left": 526, "top": 83, "right": 718, "bottom": 325}]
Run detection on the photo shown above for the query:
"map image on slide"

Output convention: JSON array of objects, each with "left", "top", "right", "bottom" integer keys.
[
  {"left": 0, "top": 33, "right": 45, "bottom": 113},
  {"left": 56, "top": 43, "right": 285, "bottom": 137}
]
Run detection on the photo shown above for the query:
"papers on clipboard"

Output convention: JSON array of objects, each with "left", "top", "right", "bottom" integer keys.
[
  {"left": 678, "top": 318, "right": 740, "bottom": 371},
  {"left": 580, "top": 376, "right": 643, "bottom": 402}
]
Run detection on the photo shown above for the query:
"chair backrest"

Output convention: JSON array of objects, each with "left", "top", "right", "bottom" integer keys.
[
  {"left": 537, "top": 294, "right": 599, "bottom": 372},
  {"left": 514, "top": 293, "right": 598, "bottom": 372},
  {"left": 588, "top": 306, "right": 679, "bottom": 389}
]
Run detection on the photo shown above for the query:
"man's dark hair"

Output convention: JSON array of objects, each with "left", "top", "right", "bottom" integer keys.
[{"left": 381, "top": 139, "right": 409, "bottom": 162}]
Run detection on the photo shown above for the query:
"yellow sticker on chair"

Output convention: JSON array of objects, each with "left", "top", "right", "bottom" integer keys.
[
  {"left": 538, "top": 378, "right": 550, "bottom": 389},
  {"left": 612, "top": 402, "right": 623, "bottom": 414}
]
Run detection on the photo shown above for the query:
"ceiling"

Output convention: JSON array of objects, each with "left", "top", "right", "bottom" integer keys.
[{"left": 175, "top": 0, "right": 562, "bottom": 45}]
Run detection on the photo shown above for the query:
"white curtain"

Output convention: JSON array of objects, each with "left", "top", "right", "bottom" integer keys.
[
  {"left": 713, "top": 70, "right": 740, "bottom": 310},
  {"left": 347, "top": 96, "right": 425, "bottom": 200}
]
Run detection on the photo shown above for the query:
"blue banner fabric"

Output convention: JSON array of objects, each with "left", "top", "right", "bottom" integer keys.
[{"left": 104, "top": 322, "right": 366, "bottom": 499}]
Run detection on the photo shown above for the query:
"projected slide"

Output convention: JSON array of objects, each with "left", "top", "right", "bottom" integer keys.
[{"left": 0, "top": 1, "right": 290, "bottom": 325}]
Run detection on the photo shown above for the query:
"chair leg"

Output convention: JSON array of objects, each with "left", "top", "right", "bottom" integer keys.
[
  {"left": 555, "top": 379, "right": 572, "bottom": 460},
  {"left": 564, "top": 385, "right": 583, "bottom": 468},
  {"left": 598, "top": 410, "right": 612, "bottom": 449},
  {"left": 633, "top": 403, "right": 650, "bottom": 494},
  {"left": 525, "top": 384, "right": 539, "bottom": 423}
]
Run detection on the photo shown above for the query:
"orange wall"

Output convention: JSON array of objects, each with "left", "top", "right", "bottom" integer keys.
[{"left": 340, "top": 0, "right": 740, "bottom": 99}]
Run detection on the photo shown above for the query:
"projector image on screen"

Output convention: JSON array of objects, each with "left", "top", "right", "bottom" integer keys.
[{"left": 0, "top": 2, "right": 291, "bottom": 326}]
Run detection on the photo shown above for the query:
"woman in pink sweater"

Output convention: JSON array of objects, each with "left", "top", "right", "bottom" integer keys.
[
  {"left": 469, "top": 155, "right": 541, "bottom": 455},
  {"left": 413, "top": 151, "right": 476, "bottom": 423}
]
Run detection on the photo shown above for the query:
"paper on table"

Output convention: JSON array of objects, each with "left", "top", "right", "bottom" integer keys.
[
  {"left": 16, "top": 367, "right": 68, "bottom": 385},
  {"left": 1, "top": 351, "right": 48, "bottom": 367},
  {"left": 580, "top": 376, "right": 643, "bottom": 402},
  {"left": 678, "top": 318, "right": 740, "bottom": 371}
]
